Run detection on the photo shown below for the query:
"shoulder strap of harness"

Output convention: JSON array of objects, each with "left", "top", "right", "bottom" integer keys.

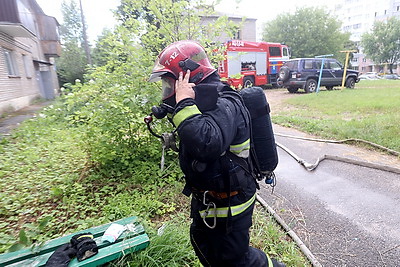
[{"left": 217, "top": 84, "right": 262, "bottom": 188}]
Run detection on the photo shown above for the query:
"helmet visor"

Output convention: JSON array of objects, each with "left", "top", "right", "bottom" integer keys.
[
  {"left": 149, "top": 71, "right": 167, "bottom": 82},
  {"left": 161, "top": 76, "right": 176, "bottom": 100},
  {"left": 148, "top": 57, "right": 169, "bottom": 82}
]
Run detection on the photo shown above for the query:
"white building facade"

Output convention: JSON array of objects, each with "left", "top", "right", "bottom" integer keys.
[
  {"left": 0, "top": 0, "right": 61, "bottom": 115},
  {"left": 334, "top": 0, "right": 400, "bottom": 74}
]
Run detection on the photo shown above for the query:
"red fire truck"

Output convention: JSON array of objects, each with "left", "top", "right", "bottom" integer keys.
[{"left": 218, "top": 40, "right": 290, "bottom": 88}]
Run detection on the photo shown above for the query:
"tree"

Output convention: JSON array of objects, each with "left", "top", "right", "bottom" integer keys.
[
  {"left": 59, "top": 0, "right": 83, "bottom": 43},
  {"left": 56, "top": 42, "right": 87, "bottom": 85},
  {"left": 115, "top": 0, "right": 239, "bottom": 60},
  {"left": 55, "top": 0, "right": 243, "bottom": 173},
  {"left": 56, "top": 0, "right": 90, "bottom": 85},
  {"left": 78, "top": 0, "right": 92, "bottom": 65},
  {"left": 262, "top": 7, "right": 351, "bottom": 60},
  {"left": 91, "top": 28, "right": 114, "bottom": 67},
  {"left": 361, "top": 17, "right": 400, "bottom": 74}
]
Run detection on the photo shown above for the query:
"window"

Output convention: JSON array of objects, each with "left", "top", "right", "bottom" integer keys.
[
  {"left": 201, "top": 26, "right": 208, "bottom": 36},
  {"left": 233, "top": 30, "right": 241, "bottom": 40},
  {"left": 22, "top": 55, "right": 32, "bottom": 78},
  {"left": 303, "top": 60, "right": 313, "bottom": 69},
  {"left": 315, "top": 60, "right": 329, "bottom": 69},
  {"left": 285, "top": 60, "right": 298, "bottom": 70},
  {"left": 330, "top": 60, "right": 342, "bottom": 70},
  {"left": 283, "top": 48, "right": 288, "bottom": 57},
  {"left": 269, "top": 47, "right": 281, "bottom": 57},
  {"left": 3, "top": 48, "right": 19, "bottom": 76},
  {"left": 241, "top": 62, "right": 256, "bottom": 71}
]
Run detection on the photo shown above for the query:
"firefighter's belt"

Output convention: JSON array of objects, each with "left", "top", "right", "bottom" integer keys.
[
  {"left": 199, "top": 193, "right": 256, "bottom": 218},
  {"left": 207, "top": 190, "right": 239, "bottom": 199}
]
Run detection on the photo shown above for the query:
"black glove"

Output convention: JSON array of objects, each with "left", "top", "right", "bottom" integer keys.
[
  {"left": 70, "top": 233, "right": 98, "bottom": 261},
  {"left": 45, "top": 243, "right": 77, "bottom": 267}
]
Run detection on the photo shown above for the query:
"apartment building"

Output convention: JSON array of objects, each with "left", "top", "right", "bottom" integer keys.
[
  {"left": 0, "top": 0, "right": 61, "bottom": 115},
  {"left": 200, "top": 11, "right": 257, "bottom": 43},
  {"left": 334, "top": 0, "right": 400, "bottom": 74}
]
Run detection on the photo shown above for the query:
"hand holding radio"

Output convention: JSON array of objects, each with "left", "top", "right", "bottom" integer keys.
[{"left": 175, "top": 70, "right": 195, "bottom": 103}]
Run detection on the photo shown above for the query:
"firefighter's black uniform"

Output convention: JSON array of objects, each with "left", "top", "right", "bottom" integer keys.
[{"left": 172, "top": 73, "right": 272, "bottom": 266}]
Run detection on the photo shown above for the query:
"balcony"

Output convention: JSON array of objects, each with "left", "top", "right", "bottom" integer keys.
[
  {"left": 41, "top": 40, "right": 62, "bottom": 57},
  {"left": 0, "top": 0, "right": 61, "bottom": 56},
  {"left": 37, "top": 15, "right": 61, "bottom": 57},
  {"left": 0, "top": 0, "right": 36, "bottom": 38},
  {"left": 0, "top": 22, "right": 35, "bottom": 38}
]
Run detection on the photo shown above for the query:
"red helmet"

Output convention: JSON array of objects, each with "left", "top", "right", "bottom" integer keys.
[{"left": 149, "top": 40, "right": 216, "bottom": 100}]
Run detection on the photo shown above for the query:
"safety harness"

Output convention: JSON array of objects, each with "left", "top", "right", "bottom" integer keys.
[
  {"left": 199, "top": 192, "right": 256, "bottom": 219},
  {"left": 175, "top": 84, "right": 263, "bottom": 230}
]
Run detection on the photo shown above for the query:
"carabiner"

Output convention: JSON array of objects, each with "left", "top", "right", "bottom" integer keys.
[{"left": 202, "top": 191, "right": 217, "bottom": 229}]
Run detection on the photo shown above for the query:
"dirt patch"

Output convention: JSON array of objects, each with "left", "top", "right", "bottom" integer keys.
[{"left": 263, "top": 88, "right": 299, "bottom": 114}]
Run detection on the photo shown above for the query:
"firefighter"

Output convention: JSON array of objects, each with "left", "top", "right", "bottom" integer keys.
[{"left": 149, "top": 40, "right": 285, "bottom": 267}]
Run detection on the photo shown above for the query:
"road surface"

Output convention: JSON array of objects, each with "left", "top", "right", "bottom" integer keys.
[{"left": 258, "top": 124, "right": 400, "bottom": 266}]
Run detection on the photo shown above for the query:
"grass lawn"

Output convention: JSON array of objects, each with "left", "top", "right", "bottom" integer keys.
[
  {"left": 0, "top": 105, "right": 310, "bottom": 266},
  {"left": 272, "top": 79, "right": 400, "bottom": 152}
]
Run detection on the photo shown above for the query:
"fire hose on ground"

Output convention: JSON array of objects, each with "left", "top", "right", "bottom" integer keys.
[
  {"left": 256, "top": 194, "right": 323, "bottom": 267},
  {"left": 275, "top": 133, "right": 400, "bottom": 174},
  {"left": 257, "top": 132, "right": 400, "bottom": 267}
]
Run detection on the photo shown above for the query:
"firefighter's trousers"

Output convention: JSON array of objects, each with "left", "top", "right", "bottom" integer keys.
[{"left": 190, "top": 201, "right": 271, "bottom": 267}]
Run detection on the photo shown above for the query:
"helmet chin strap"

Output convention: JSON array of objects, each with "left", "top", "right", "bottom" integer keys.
[{"left": 190, "top": 72, "right": 204, "bottom": 84}]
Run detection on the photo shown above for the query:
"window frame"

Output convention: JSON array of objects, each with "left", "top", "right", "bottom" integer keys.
[
  {"left": 303, "top": 59, "right": 314, "bottom": 69},
  {"left": 3, "top": 48, "right": 20, "bottom": 77},
  {"left": 269, "top": 47, "right": 282, "bottom": 57},
  {"left": 22, "top": 54, "right": 32, "bottom": 78},
  {"left": 329, "top": 60, "right": 343, "bottom": 70}
]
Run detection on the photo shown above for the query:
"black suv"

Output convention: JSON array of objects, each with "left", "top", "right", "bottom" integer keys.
[{"left": 277, "top": 58, "right": 360, "bottom": 93}]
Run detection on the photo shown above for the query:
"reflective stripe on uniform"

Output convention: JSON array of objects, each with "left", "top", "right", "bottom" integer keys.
[
  {"left": 267, "top": 255, "right": 273, "bottom": 267},
  {"left": 230, "top": 139, "right": 250, "bottom": 158},
  {"left": 199, "top": 193, "right": 256, "bottom": 218},
  {"left": 173, "top": 104, "right": 202, "bottom": 127}
]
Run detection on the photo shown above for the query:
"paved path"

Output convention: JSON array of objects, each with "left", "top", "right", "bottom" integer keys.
[
  {"left": 259, "top": 124, "right": 400, "bottom": 266},
  {"left": 0, "top": 101, "right": 52, "bottom": 136}
]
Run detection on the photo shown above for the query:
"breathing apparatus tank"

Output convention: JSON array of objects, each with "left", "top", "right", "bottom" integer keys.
[{"left": 239, "top": 87, "right": 278, "bottom": 181}]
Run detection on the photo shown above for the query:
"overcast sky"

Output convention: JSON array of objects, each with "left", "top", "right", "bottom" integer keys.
[
  {"left": 214, "top": 0, "right": 335, "bottom": 40},
  {"left": 36, "top": 0, "right": 335, "bottom": 42},
  {"left": 36, "top": 0, "right": 120, "bottom": 42}
]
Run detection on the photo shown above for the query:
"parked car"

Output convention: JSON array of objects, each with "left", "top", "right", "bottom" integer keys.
[
  {"left": 382, "top": 74, "right": 399, "bottom": 80},
  {"left": 359, "top": 72, "right": 381, "bottom": 80},
  {"left": 277, "top": 58, "right": 360, "bottom": 93}
]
